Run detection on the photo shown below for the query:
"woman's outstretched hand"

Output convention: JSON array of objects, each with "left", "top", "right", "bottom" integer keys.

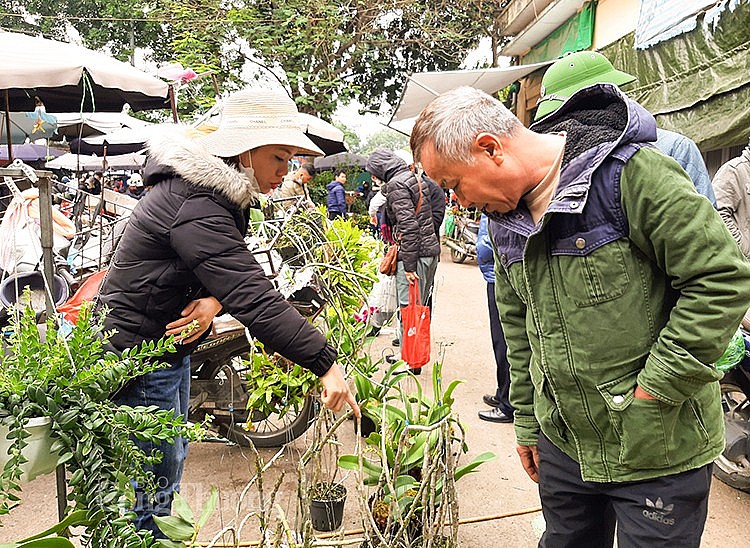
[{"left": 320, "top": 364, "right": 361, "bottom": 418}]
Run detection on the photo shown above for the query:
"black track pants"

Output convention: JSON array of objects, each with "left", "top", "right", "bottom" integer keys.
[{"left": 537, "top": 434, "right": 712, "bottom": 548}]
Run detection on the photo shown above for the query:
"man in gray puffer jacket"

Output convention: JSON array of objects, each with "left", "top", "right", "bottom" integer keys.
[{"left": 366, "top": 148, "right": 441, "bottom": 373}]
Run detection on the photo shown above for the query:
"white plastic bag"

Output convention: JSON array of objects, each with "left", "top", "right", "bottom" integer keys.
[{"left": 367, "top": 273, "right": 398, "bottom": 328}]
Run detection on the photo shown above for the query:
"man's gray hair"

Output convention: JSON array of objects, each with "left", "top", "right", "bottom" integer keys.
[{"left": 410, "top": 86, "right": 522, "bottom": 164}]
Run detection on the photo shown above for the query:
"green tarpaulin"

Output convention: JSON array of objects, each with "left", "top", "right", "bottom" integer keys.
[
  {"left": 524, "top": 2, "right": 597, "bottom": 65},
  {"left": 601, "top": 1, "right": 750, "bottom": 149}
]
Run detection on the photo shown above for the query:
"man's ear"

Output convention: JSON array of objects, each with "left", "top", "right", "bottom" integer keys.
[{"left": 475, "top": 133, "right": 504, "bottom": 165}]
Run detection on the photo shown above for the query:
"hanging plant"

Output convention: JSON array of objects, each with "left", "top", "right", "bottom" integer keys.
[{"left": 0, "top": 298, "right": 204, "bottom": 546}]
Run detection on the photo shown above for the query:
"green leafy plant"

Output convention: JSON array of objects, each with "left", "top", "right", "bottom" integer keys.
[
  {"left": 153, "top": 487, "right": 218, "bottom": 547},
  {"left": 243, "top": 341, "right": 318, "bottom": 421},
  {"left": 314, "top": 217, "right": 381, "bottom": 368},
  {"left": 0, "top": 509, "right": 88, "bottom": 548},
  {"left": 0, "top": 299, "right": 204, "bottom": 546},
  {"left": 339, "top": 361, "right": 496, "bottom": 544}
]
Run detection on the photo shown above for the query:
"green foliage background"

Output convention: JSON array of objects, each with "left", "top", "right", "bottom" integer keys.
[{"left": 0, "top": 0, "right": 506, "bottom": 120}]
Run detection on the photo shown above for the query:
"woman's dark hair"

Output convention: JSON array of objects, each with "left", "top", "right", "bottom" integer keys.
[{"left": 223, "top": 156, "right": 241, "bottom": 168}]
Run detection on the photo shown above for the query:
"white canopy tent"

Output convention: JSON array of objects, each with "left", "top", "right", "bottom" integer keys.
[
  {"left": 46, "top": 152, "right": 146, "bottom": 171},
  {"left": 389, "top": 60, "right": 555, "bottom": 124}
]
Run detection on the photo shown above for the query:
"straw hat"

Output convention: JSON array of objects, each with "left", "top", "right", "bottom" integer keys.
[{"left": 196, "top": 88, "right": 324, "bottom": 158}]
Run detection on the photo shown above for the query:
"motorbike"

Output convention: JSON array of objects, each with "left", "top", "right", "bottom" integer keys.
[
  {"left": 443, "top": 211, "right": 479, "bottom": 264},
  {"left": 713, "top": 328, "right": 750, "bottom": 492},
  {"left": 187, "top": 287, "right": 324, "bottom": 448}
]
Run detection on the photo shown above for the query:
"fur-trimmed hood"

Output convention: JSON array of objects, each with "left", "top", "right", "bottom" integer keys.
[{"left": 144, "top": 125, "right": 260, "bottom": 209}]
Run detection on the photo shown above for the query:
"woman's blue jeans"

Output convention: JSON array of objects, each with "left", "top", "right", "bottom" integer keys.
[{"left": 112, "top": 355, "right": 191, "bottom": 538}]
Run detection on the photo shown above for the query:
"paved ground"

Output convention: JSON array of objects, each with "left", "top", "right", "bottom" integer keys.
[{"left": 2, "top": 248, "right": 749, "bottom": 546}]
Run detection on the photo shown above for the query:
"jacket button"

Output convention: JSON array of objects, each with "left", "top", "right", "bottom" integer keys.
[
  {"left": 500, "top": 254, "right": 507, "bottom": 266},
  {"left": 613, "top": 395, "right": 625, "bottom": 404},
  {"left": 570, "top": 202, "right": 579, "bottom": 209},
  {"left": 575, "top": 238, "right": 586, "bottom": 249}
]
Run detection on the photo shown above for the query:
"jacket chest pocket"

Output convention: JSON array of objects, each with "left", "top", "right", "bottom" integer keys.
[{"left": 552, "top": 239, "right": 630, "bottom": 307}]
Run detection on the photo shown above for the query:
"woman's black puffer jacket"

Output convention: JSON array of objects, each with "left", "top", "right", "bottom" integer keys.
[
  {"left": 97, "top": 127, "right": 335, "bottom": 377},
  {"left": 366, "top": 148, "right": 440, "bottom": 271}
]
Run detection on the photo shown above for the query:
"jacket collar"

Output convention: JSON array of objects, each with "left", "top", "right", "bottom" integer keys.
[
  {"left": 145, "top": 125, "right": 260, "bottom": 209},
  {"left": 490, "top": 84, "right": 656, "bottom": 232}
]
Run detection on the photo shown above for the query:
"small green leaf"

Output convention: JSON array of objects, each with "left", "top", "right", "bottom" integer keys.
[
  {"left": 196, "top": 486, "right": 218, "bottom": 529},
  {"left": 171, "top": 491, "right": 194, "bottom": 525},
  {"left": 453, "top": 451, "right": 497, "bottom": 482},
  {"left": 155, "top": 541, "right": 185, "bottom": 548},
  {"left": 153, "top": 515, "right": 194, "bottom": 541}
]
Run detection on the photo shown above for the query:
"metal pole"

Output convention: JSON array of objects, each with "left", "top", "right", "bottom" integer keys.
[
  {"left": 169, "top": 85, "right": 179, "bottom": 123},
  {"left": 36, "top": 173, "right": 67, "bottom": 523},
  {"left": 4, "top": 91, "right": 12, "bottom": 162}
]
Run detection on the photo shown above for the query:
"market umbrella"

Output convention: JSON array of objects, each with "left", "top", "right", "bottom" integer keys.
[
  {"left": 0, "top": 109, "right": 57, "bottom": 144},
  {"left": 298, "top": 113, "right": 347, "bottom": 156},
  {"left": 313, "top": 152, "right": 368, "bottom": 172},
  {"left": 389, "top": 60, "right": 555, "bottom": 123},
  {"left": 46, "top": 152, "right": 146, "bottom": 171},
  {"left": 54, "top": 111, "right": 152, "bottom": 140},
  {"left": 71, "top": 123, "right": 165, "bottom": 155},
  {"left": 0, "top": 31, "right": 170, "bottom": 113},
  {"left": 0, "top": 143, "right": 64, "bottom": 161}
]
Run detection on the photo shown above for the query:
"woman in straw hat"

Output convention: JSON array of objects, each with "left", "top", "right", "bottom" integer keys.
[{"left": 97, "top": 87, "right": 360, "bottom": 537}]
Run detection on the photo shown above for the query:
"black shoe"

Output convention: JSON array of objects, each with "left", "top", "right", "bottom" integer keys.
[
  {"left": 385, "top": 354, "right": 400, "bottom": 364},
  {"left": 478, "top": 408, "right": 512, "bottom": 423},
  {"left": 395, "top": 367, "right": 422, "bottom": 376},
  {"left": 391, "top": 338, "right": 400, "bottom": 347},
  {"left": 482, "top": 394, "right": 504, "bottom": 408}
]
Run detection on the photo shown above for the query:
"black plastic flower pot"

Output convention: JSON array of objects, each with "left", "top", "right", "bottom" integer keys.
[
  {"left": 309, "top": 482, "right": 347, "bottom": 531},
  {"left": 355, "top": 414, "right": 377, "bottom": 437}
]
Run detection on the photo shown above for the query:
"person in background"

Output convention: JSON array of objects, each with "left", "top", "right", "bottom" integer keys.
[
  {"left": 111, "top": 176, "right": 126, "bottom": 194},
  {"left": 394, "top": 149, "right": 445, "bottom": 312},
  {"left": 276, "top": 162, "right": 315, "bottom": 208},
  {"left": 712, "top": 138, "right": 750, "bottom": 259},
  {"left": 368, "top": 182, "right": 389, "bottom": 242},
  {"left": 535, "top": 50, "right": 716, "bottom": 206},
  {"left": 97, "top": 87, "right": 359, "bottom": 538},
  {"left": 125, "top": 173, "right": 145, "bottom": 200},
  {"left": 366, "top": 148, "right": 441, "bottom": 374},
  {"left": 357, "top": 176, "right": 372, "bottom": 201},
  {"left": 326, "top": 170, "right": 347, "bottom": 219},
  {"left": 476, "top": 214, "right": 513, "bottom": 424},
  {"left": 89, "top": 171, "right": 103, "bottom": 195},
  {"left": 411, "top": 84, "right": 750, "bottom": 547}
]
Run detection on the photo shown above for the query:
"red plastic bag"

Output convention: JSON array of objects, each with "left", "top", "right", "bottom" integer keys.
[
  {"left": 57, "top": 269, "right": 107, "bottom": 325},
  {"left": 400, "top": 283, "right": 431, "bottom": 368}
]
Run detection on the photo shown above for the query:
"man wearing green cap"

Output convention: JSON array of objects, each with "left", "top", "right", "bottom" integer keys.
[
  {"left": 536, "top": 50, "right": 715, "bottom": 206},
  {"left": 410, "top": 81, "right": 750, "bottom": 547}
]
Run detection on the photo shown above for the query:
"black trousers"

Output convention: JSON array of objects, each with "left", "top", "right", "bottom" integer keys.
[
  {"left": 537, "top": 434, "right": 712, "bottom": 548},
  {"left": 487, "top": 282, "right": 513, "bottom": 416}
]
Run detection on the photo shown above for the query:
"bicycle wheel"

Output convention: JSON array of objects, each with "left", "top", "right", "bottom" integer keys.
[{"left": 191, "top": 340, "right": 318, "bottom": 447}]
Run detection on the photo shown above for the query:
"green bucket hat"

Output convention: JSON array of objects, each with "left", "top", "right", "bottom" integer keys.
[{"left": 534, "top": 51, "right": 636, "bottom": 121}]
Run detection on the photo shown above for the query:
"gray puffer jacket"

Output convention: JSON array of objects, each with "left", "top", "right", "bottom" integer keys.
[{"left": 366, "top": 148, "right": 440, "bottom": 271}]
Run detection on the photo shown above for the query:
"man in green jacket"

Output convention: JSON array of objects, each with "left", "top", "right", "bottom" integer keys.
[{"left": 410, "top": 84, "right": 750, "bottom": 547}]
